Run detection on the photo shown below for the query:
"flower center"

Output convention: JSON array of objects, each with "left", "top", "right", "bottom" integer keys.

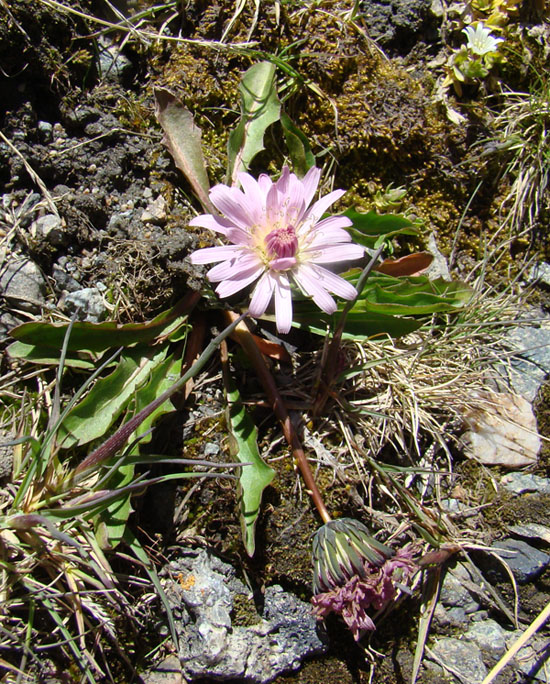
[{"left": 265, "top": 225, "right": 298, "bottom": 259}]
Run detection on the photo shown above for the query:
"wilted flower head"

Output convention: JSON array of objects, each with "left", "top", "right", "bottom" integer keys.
[
  {"left": 189, "top": 166, "right": 364, "bottom": 334},
  {"left": 311, "top": 518, "right": 417, "bottom": 640},
  {"left": 462, "top": 22, "right": 503, "bottom": 56}
]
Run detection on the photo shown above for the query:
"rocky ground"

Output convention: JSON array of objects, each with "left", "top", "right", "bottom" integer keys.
[{"left": 1, "top": 1, "right": 550, "bottom": 683}]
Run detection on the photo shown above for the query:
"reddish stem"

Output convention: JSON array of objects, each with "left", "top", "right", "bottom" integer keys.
[{"left": 224, "top": 312, "right": 331, "bottom": 524}]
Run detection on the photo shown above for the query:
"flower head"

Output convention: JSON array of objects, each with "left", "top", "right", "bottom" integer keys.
[
  {"left": 311, "top": 518, "right": 417, "bottom": 640},
  {"left": 462, "top": 23, "right": 503, "bottom": 56},
  {"left": 189, "top": 166, "right": 364, "bottom": 334}
]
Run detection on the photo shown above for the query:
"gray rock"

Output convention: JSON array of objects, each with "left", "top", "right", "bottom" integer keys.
[
  {"left": 37, "top": 120, "right": 53, "bottom": 143},
  {"left": 52, "top": 263, "right": 81, "bottom": 293},
  {"left": 509, "top": 523, "right": 550, "bottom": 544},
  {"left": 164, "top": 548, "right": 326, "bottom": 683},
  {"left": 0, "top": 258, "right": 47, "bottom": 313},
  {"left": 491, "top": 538, "right": 550, "bottom": 583},
  {"left": 141, "top": 196, "right": 167, "bottom": 225},
  {"left": 501, "top": 472, "right": 550, "bottom": 495},
  {"left": 33, "top": 214, "right": 66, "bottom": 246},
  {"left": 502, "top": 320, "right": 550, "bottom": 401},
  {"left": 140, "top": 655, "right": 185, "bottom": 684},
  {"left": 0, "top": 311, "right": 23, "bottom": 342},
  {"left": 63, "top": 288, "right": 107, "bottom": 323},
  {"left": 203, "top": 443, "right": 220, "bottom": 457},
  {"left": 0, "top": 431, "right": 14, "bottom": 480},
  {"left": 505, "top": 630, "right": 550, "bottom": 683},
  {"left": 359, "top": 0, "right": 438, "bottom": 51},
  {"left": 98, "top": 39, "right": 132, "bottom": 82},
  {"left": 528, "top": 262, "right": 550, "bottom": 287},
  {"left": 465, "top": 619, "right": 507, "bottom": 657},
  {"left": 439, "top": 565, "right": 479, "bottom": 613},
  {"left": 429, "top": 637, "right": 487, "bottom": 683}
]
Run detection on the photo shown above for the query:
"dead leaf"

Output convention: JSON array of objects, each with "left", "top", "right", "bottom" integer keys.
[{"left": 374, "top": 252, "right": 434, "bottom": 277}]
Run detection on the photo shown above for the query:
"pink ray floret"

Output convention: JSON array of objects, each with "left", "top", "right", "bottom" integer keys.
[{"left": 189, "top": 166, "right": 364, "bottom": 333}]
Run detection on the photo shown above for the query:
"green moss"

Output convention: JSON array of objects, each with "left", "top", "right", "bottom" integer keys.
[{"left": 231, "top": 593, "right": 262, "bottom": 627}]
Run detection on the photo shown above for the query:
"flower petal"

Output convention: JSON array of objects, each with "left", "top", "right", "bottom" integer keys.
[
  {"left": 238, "top": 172, "right": 266, "bottom": 221},
  {"left": 269, "top": 256, "right": 297, "bottom": 271},
  {"left": 189, "top": 214, "right": 236, "bottom": 236},
  {"left": 210, "top": 184, "right": 257, "bottom": 229},
  {"left": 207, "top": 252, "right": 261, "bottom": 282},
  {"left": 306, "top": 243, "right": 365, "bottom": 264},
  {"left": 190, "top": 245, "right": 244, "bottom": 264},
  {"left": 274, "top": 273, "right": 293, "bottom": 334},
  {"left": 249, "top": 272, "right": 275, "bottom": 316},
  {"left": 215, "top": 264, "right": 264, "bottom": 298},
  {"left": 301, "top": 166, "right": 322, "bottom": 209},
  {"left": 293, "top": 265, "right": 337, "bottom": 313},
  {"left": 309, "top": 265, "right": 358, "bottom": 299},
  {"left": 303, "top": 189, "right": 346, "bottom": 224},
  {"left": 304, "top": 224, "right": 356, "bottom": 248}
]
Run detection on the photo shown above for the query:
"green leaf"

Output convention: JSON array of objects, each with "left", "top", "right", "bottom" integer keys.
[
  {"left": 58, "top": 347, "right": 170, "bottom": 448},
  {"left": 280, "top": 112, "right": 315, "bottom": 177},
  {"left": 6, "top": 341, "right": 95, "bottom": 369},
  {"left": 295, "top": 309, "right": 423, "bottom": 339},
  {"left": 9, "top": 307, "right": 190, "bottom": 354},
  {"left": 352, "top": 273, "right": 474, "bottom": 315},
  {"left": 345, "top": 210, "right": 420, "bottom": 248},
  {"left": 94, "top": 353, "right": 184, "bottom": 550},
  {"left": 226, "top": 381, "right": 275, "bottom": 557},
  {"left": 227, "top": 61, "right": 281, "bottom": 184},
  {"left": 154, "top": 88, "right": 214, "bottom": 214}
]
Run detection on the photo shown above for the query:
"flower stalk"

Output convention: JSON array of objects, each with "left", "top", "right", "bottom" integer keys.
[{"left": 224, "top": 310, "right": 331, "bottom": 523}]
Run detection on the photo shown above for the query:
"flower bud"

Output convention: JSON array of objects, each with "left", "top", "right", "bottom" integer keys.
[{"left": 311, "top": 518, "right": 417, "bottom": 640}]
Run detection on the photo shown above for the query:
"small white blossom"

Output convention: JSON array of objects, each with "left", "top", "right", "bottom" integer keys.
[{"left": 463, "top": 23, "right": 503, "bottom": 56}]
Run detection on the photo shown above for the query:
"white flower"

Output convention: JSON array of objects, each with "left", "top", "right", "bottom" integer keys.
[{"left": 462, "top": 23, "right": 503, "bottom": 56}]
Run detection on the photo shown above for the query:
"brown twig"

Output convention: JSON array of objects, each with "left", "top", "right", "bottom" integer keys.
[{"left": 224, "top": 311, "right": 331, "bottom": 523}]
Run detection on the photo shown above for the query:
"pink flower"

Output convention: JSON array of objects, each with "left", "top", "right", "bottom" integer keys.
[{"left": 189, "top": 166, "right": 364, "bottom": 333}]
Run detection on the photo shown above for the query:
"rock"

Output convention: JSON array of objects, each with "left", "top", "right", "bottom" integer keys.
[
  {"left": 461, "top": 391, "right": 540, "bottom": 467},
  {"left": 465, "top": 619, "right": 507, "bottom": 657},
  {"left": 32, "top": 214, "right": 66, "bottom": 246},
  {"left": 37, "top": 120, "right": 53, "bottom": 143},
  {"left": 140, "top": 655, "right": 185, "bottom": 684},
  {"left": 490, "top": 538, "right": 550, "bottom": 583},
  {"left": 0, "top": 311, "right": 23, "bottom": 343},
  {"left": 0, "top": 258, "right": 47, "bottom": 313},
  {"left": 52, "top": 263, "right": 81, "bottom": 293},
  {"left": 97, "top": 39, "right": 133, "bottom": 82},
  {"left": 63, "top": 288, "right": 107, "bottom": 322},
  {"left": 506, "top": 630, "right": 550, "bottom": 683},
  {"left": 502, "top": 318, "right": 550, "bottom": 401},
  {"left": 163, "top": 548, "right": 326, "bottom": 683},
  {"left": 359, "top": 0, "right": 438, "bottom": 52},
  {"left": 429, "top": 637, "right": 487, "bottom": 683},
  {"left": 508, "top": 523, "right": 550, "bottom": 544},
  {"left": 0, "top": 431, "right": 14, "bottom": 480},
  {"left": 528, "top": 262, "right": 550, "bottom": 287},
  {"left": 439, "top": 564, "right": 479, "bottom": 613},
  {"left": 141, "top": 196, "right": 167, "bottom": 225},
  {"left": 501, "top": 472, "right": 550, "bottom": 495}
]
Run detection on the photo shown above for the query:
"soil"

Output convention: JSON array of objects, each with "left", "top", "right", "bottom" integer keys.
[{"left": 1, "top": 1, "right": 550, "bottom": 683}]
